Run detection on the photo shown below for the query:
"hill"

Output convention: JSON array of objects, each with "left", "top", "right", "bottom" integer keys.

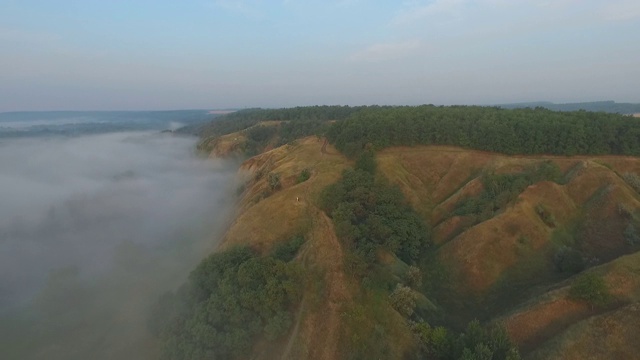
[{"left": 151, "top": 105, "right": 640, "bottom": 359}]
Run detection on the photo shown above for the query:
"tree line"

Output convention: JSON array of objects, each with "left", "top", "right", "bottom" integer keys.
[
  {"left": 326, "top": 105, "right": 640, "bottom": 157},
  {"left": 199, "top": 105, "right": 640, "bottom": 158}
]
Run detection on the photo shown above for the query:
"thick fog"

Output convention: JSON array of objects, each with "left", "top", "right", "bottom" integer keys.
[{"left": 0, "top": 132, "right": 237, "bottom": 359}]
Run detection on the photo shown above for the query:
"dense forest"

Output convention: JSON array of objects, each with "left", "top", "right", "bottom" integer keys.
[
  {"left": 326, "top": 106, "right": 640, "bottom": 157},
  {"left": 198, "top": 105, "right": 640, "bottom": 158}
]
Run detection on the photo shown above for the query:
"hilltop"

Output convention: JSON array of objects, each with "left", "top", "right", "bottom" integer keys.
[{"left": 151, "top": 105, "right": 640, "bottom": 359}]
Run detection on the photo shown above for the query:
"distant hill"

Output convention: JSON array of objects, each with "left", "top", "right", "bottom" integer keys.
[
  {"left": 0, "top": 110, "right": 216, "bottom": 138},
  {"left": 499, "top": 100, "right": 640, "bottom": 114}
]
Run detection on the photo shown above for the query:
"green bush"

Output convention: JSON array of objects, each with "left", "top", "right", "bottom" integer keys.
[
  {"left": 267, "top": 172, "right": 281, "bottom": 190},
  {"left": 410, "top": 320, "right": 520, "bottom": 360},
  {"left": 553, "top": 246, "right": 585, "bottom": 274},
  {"left": 623, "top": 172, "right": 640, "bottom": 193},
  {"left": 454, "top": 162, "right": 562, "bottom": 220},
  {"left": 569, "top": 273, "right": 611, "bottom": 308},
  {"left": 624, "top": 223, "right": 640, "bottom": 246},
  {"left": 271, "top": 235, "right": 306, "bottom": 262},
  {"left": 389, "top": 284, "right": 417, "bottom": 317},
  {"left": 296, "top": 168, "right": 311, "bottom": 183}
]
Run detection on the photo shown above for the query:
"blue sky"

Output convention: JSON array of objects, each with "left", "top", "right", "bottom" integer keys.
[{"left": 1, "top": 0, "right": 639, "bottom": 111}]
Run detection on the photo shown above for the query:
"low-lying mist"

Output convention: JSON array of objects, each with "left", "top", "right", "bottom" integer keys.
[{"left": 0, "top": 132, "right": 237, "bottom": 359}]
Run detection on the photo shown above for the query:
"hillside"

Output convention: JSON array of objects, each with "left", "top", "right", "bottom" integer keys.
[
  {"left": 151, "top": 105, "right": 640, "bottom": 359},
  {"left": 156, "top": 140, "right": 638, "bottom": 359},
  {"left": 376, "top": 146, "right": 640, "bottom": 352}
]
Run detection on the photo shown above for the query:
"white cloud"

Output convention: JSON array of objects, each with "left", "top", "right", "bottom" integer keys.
[{"left": 348, "top": 39, "right": 422, "bottom": 62}]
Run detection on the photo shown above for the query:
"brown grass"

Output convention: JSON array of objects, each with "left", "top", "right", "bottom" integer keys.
[
  {"left": 527, "top": 302, "right": 640, "bottom": 360},
  {"left": 504, "top": 290, "right": 590, "bottom": 353},
  {"left": 505, "top": 251, "right": 640, "bottom": 357},
  {"left": 377, "top": 146, "right": 640, "bottom": 298},
  {"left": 285, "top": 210, "right": 352, "bottom": 360},
  {"left": 220, "top": 137, "right": 350, "bottom": 252}
]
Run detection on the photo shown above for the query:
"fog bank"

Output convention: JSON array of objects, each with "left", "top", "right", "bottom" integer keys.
[{"left": 0, "top": 131, "right": 237, "bottom": 359}]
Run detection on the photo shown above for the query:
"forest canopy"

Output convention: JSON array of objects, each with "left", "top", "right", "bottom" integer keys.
[{"left": 199, "top": 105, "right": 640, "bottom": 158}]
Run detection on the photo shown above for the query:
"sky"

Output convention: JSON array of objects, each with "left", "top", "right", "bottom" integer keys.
[{"left": 1, "top": 0, "right": 639, "bottom": 111}]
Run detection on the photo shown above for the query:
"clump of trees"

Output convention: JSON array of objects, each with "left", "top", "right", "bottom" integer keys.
[
  {"left": 326, "top": 105, "right": 640, "bottom": 158},
  {"left": 149, "top": 242, "right": 304, "bottom": 360},
  {"left": 411, "top": 320, "right": 521, "bottom": 360},
  {"left": 320, "top": 154, "right": 431, "bottom": 267},
  {"left": 454, "top": 161, "right": 562, "bottom": 221}
]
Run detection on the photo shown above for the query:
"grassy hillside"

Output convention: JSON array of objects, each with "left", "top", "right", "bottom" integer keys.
[
  {"left": 153, "top": 105, "right": 640, "bottom": 359},
  {"left": 375, "top": 146, "right": 640, "bottom": 356}
]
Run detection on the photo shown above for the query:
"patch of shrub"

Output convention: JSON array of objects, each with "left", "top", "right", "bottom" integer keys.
[
  {"left": 569, "top": 272, "right": 611, "bottom": 309},
  {"left": 389, "top": 284, "right": 417, "bottom": 317},
  {"left": 271, "top": 235, "right": 306, "bottom": 262},
  {"left": 406, "top": 265, "right": 423, "bottom": 289},
  {"left": 296, "top": 168, "right": 311, "bottom": 183},
  {"left": 624, "top": 223, "right": 640, "bottom": 246},
  {"left": 454, "top": 161, "right": 562, "bottom": 220},
  {"left": 623, "top": 172, "right": 640, "bottom": 193},
  {"left": 267, "top": 172, "right": 281, "bottom": 190},
  {"left": 535, "top": 204, "right": 556, "bottom": 227},
  {"left": 553, "top": 246, "right": 585, "bottom": 274}
]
